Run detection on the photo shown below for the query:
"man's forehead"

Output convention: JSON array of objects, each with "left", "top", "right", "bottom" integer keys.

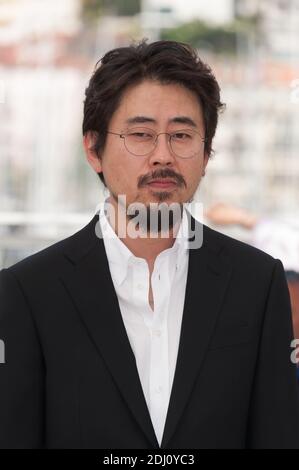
[
  {"left": 111, "top": 81, "right": 204, "bottom": 127},
  {"left": 120, "top": 80, "right": 202, "bottom": 110}
]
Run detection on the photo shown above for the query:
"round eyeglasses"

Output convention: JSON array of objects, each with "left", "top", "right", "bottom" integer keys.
[{"left": 107, "top": 127, "right": 207, "bottom": 159}]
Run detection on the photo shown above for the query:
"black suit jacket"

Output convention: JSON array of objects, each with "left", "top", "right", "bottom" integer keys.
[{"left": 0, "top": 213, "right": 299, "bottom": 449}]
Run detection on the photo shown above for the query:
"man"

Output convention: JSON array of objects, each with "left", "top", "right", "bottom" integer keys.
[{"left": 0, "top": 40, "right": 299, "bottom": 449}]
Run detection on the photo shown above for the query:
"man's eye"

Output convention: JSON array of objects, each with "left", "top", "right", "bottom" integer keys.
[
  {"left": 172, "top": 133, "right": 191, "bottom": 140},
  {"left": 130, "top": 132, "right": 152, "bottom": 139}
]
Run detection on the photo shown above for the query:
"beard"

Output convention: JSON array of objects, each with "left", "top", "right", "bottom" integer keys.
[
  {"left": 126, "top": 202, "right": 184, "bottom": 235},
  {"left": 108, "top": 189, "right": 195, "bottom": 237}
]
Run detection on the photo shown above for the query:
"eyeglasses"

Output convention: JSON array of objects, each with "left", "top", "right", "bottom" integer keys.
[{"left": 107, "top": 127, "right": 207, "bottom": 159}]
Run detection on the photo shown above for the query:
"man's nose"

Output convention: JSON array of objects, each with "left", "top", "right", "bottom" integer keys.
[{"left": 148, "top": 133, "right": 175, "bottom": 164}]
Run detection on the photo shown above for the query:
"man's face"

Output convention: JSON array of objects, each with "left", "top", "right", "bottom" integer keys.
[{"left": 85, "top": 79, "right": 209, "bottom": 229}]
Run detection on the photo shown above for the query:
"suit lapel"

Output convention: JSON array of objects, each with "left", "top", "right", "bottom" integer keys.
[
  {"left": 60, "top": 215, "right": 160, "bottom": 448},
  {"left": 60, "top": 212, "right": 232, "bottom": 449},
  {"left": 160, "top": 220, "right": 233, "bottom": 448}
]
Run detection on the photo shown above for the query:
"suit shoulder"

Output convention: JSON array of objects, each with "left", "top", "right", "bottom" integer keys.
[
  {"left": 5, "top": 234, "right": 74, "bottom": 277},
  {"left": 4, "top": 216, "right": 97, "bottom": 278},
  {"left": 203, "top": 223, "right": 277, "bottom": 269}
]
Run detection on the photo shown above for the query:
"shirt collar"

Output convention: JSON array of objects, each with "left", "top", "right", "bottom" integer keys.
[{"left": 99, "top": 199, "right": 189, "bottom": 286}]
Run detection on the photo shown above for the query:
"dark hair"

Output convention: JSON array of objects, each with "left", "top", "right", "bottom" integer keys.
[{"left": 83, "top": 39, "right": 225, "bottom": 187}]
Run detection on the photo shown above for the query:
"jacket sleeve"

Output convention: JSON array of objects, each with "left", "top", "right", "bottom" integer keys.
[
  {"left": 0, "top": 268, "right": 45, "bottom": 449},
  {"left": 246, "top": 259, "right": 299, "bottom": 449}
]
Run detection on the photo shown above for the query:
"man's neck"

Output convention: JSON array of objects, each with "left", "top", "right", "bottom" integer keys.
[{"left": 104, "top": 197, "right": 182, "bottom": 268}]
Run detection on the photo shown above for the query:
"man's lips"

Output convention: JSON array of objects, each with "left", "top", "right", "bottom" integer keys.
[{"left": 147, "top": 180, "right": 177, "bottom": 188}]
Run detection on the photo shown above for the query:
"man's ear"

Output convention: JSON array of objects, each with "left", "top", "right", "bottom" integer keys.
[{"left": 83, "top": 131, "right": 102, "bottom": 173}]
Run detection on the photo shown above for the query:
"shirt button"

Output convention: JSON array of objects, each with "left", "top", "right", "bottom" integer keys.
[
  {"left": 137, "top": 284, "right": 143, "bottom": 290},
  {"left": 155, "top": 386, "right": 162, "bottom": 394}
]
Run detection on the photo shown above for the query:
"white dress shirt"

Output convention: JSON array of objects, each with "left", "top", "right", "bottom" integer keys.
[{"left": 98, "top": 199, "right": 190, "bottom": 446}]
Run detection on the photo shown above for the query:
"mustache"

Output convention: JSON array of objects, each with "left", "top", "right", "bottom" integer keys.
[{"left": 140, "top": 170, "right": 185, "bottom": 187}]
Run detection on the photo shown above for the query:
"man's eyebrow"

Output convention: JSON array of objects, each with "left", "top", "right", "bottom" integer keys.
[
  {"left": 125, "top": 116, "right": 156, "bottom": 125},
  {"left": 169, "top": 116, "right": 197, "bottom": 128},
  {"left": 125, "top": 115, "right": 198, "bottom": 127}
]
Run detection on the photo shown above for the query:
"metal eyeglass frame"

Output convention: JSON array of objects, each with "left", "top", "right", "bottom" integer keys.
[{"left": 106, "top": 127, "right": 207, "bottom": 159}]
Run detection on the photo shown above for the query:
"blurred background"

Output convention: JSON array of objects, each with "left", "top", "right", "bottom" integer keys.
[{"left": 1, "top": 0, "right": 299, "bottom": 269}]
